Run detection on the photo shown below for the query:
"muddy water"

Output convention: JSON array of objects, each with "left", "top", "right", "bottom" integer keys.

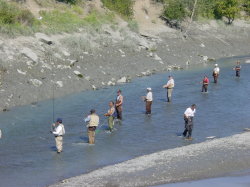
[{"left": 0, "top": 55, "right": 249, "bottom": 187}]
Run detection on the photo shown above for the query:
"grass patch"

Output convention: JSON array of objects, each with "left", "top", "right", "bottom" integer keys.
[
  {"left": 128, "top": 20, "right": 139, "bottom": 32},
  {"left": 101, "top": 0, "right": 134, "bottom": 18}
]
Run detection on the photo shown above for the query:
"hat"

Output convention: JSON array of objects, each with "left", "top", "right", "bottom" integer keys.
[
  {"left": 215, "top": 64, "right": 218, "bottom": 67},
  {"left": 56, "top": 118, "right": 62, "bottom": 123},
  {"left": 90, "top": 109, "right": 96, "bottom": 114},
  {"left": 147, "top": 87, "right": 152, "bottom": 91}
]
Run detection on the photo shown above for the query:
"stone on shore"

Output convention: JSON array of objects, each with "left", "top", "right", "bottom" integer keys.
[
  {"left": 21, "top": 48, "right": 38, "bottom": 63},
  {"left": 117, "top": 77, "right": 127, "bottom": 83},
  {"left": 29, "top": 79, "right": 43, "bottom": 87},
  {"left": 35, "top": 33, "right": 53, "bottom": 45}
]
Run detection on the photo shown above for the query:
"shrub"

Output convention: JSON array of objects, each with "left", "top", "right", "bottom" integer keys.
[
  {"left": 215, "top": 0, "right": 240, "bottom": 24},
  {"left": 0, "top": 0, "right": 35, "bottom": 25},
  {"left": 101, "top": 0, "right": 134, "bottom": 18},
  {"left": 163, "top": 0, "right": 186, "bottom": 21}
]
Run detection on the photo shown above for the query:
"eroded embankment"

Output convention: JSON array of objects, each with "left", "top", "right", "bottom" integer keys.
[
  {"left": 0, "top": 20, "right": 250, "bottom": 111},
  {"left": 50, "top": 132, "right": 250, "bottom": 187}
]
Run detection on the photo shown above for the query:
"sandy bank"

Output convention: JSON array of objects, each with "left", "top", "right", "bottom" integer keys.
[{"left": 49, "top": 132, "right": 250, "bottom": 187}]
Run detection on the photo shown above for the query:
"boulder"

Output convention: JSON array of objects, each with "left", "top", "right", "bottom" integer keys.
[
  {"left": 17, "top": 69, "right": 27, "bottom": 75},
  {"left": 117, "top": 77, "right": 127, "bottom": 84},
  {"left": 21, "top": 48, "right": 38, "bottom": 63},
  {"left": 35, "top": 33, "right": 53, "bottom": 45},
  {"left": 56, "top": 81, "right": 63, "bottom": 88},
  {"left": 29, "top": 79, "right": 43, "bottom": 87},
  {"left": 73, "top": 70, "right": 83, "bottom": 78}
]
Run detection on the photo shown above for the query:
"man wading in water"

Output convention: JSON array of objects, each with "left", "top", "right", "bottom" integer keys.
[
  {"left": 115, "top": 89, "right": 123, "bottom": 121},
  {"left": 142, "top": 88, "right": 153, "bottom": 115},
  {"left": 183, "top": 104, "right": 196, "bottom": 140},
  {"left": 233, "top": 61, "right": 241, "bottom": 77},
  {"left": 85, "top": 109, "right": 99, "bottom": 144},
  {"left": 51, "top": 118, "right": 65, "bottom": 153},
  {"left": 163, "top": 76, "right": 175, "bottom": 102},
  {"left": 104, "top": 101, "right": 116, "bottom": 132},
  {"left": 201, "top": 75, "right": 209, "bottom": 93},
  {"left": 212, "top": 64, "right": 220, "bottom": 83}
]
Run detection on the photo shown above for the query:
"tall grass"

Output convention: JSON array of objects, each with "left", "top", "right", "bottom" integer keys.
[{"left": 101, "top": 0, "right": 134, "bottom": 18}]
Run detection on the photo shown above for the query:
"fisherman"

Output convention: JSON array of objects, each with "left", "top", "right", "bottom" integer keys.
[
  {"left": 142, "top": 88, "right": 153, "bottom": 115},
  {"left": 115, "top": 89, "right": 123, "bottom": 120},
  {"left": 85, "top": 109, "right": 99, "bottom": 144},
  {"left": 183, "top": 104, "right": 196, "bottom": 140},
  {"left": 163, "top": 76, "right": 175, "bottom": 102},
  {"left": 234, "top": 61, "right": 241, "bottom": 77},
  {"left": 212, "top": 64, "right": 220, "bottom": 83},
  {"left": 201, "top": 75, "right": 209, "bottom": 93},
  {"left": 104, "top": 101, "right": 116, "bottom": 132},
  {"left": 51, "top": 118, "right": 65, "bottom": 153}
]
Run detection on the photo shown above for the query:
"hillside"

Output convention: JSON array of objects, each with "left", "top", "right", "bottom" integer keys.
[{"left": 0, "top": 0, "right": 249, "bottom": 111}]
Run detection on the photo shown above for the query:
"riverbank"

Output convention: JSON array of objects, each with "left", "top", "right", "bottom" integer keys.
[
  {"left": 0, "top": 19, "right": 250, "bottom": 111},
  {"left": 49, "top": 132, "right": 250, "bottom": 187}
]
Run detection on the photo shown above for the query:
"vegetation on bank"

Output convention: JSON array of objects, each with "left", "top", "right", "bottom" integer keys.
[
  {"left": 0, "top": 0, "right": 250, "bottom": 37},
  {"left": 160, "top": 0, "right": 250, "bottom": 25},
  {"left": 0, "top": 0, "right": 114, "bottom": 36}
]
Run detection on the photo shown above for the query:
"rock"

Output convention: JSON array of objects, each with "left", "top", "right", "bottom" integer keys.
[
  {"left": 117, "top": 77, "right": 127, "bottom": 84},
  {"left": 101, "top": 71, "right": 106, "bottom": 75},
  {"left": 149, "top": 52, "right": 153, "bottom": 57},
  {"left": 69, "top": 60, "right": 77, "bottom": 67},
  {"left": 54, "top": 53, "right": 62, "bottom": 59},
  {"left": 30, "top": 79, "right": 43, "bottom": 87},
  {"left": 118, "top": 49, "right": 125, "bottom": 54},
  {"left": 85, "top": 76, "right": 90, "bottom": 81},
  {"left": 42, "top": 63, "right": 52, "bottom": 70},
  {"left": 200, "top": 43, "right": 205, "bottom": 48},
  {"left": 92, "top": 85, "right": 97, "bottom": 90},
  {"left": 186, "top": 61, "right": 190, "bottom": 65},
  {"left": 21, "top": 48, "right": 38, "bottom": 63},
  {"left": 83, "top": 51, "right": 89, "bottom": 55},
  {"left": 121, "top": 54, "right": 126, "bottom": 57},
  {"left": 57, "top": 65, "right": 71, "bottom": 69},
  {"left": 154, "top": 54, "right": 162, "bottom": 61},
  {"left": 203, "top": 56, "right": 208, "bottom": 61},
  {"left": 62, "top": 50, "right": 70, "bottom": 57},
  {"left": 159, "top": 61, "right": 164, "bottom": 64},
  {"left": 101, "top": 82, "right": 106, "bottom": 86},
  {"left": 107, "top": 81, "right": 115, "bottom": 86},
  {"left": 17, "top": 69, "right": 27, "bottom": 75},
  {"left": 111, "top": 78, "right": 116, "bottom": 82},
  {"left": 35, "top": 33, "right": 53, "bottom": 45},
  {"left": 56, "top": 81, "right": 63, "bottom": 88},
  {"left": 138, "top": 40, "right": 150, "bottom": 50},
  {"left": 73, "top": 70, "right": 83, "bottom": 78},
  {"left": 26, "top": 61, "right": 35, "bottom": 66}
]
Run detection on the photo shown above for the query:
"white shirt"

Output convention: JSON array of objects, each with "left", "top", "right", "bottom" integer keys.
[
  {"left": 167, "top": 79, "right": 175, "bottom": 88},
  {"left": 184, "top": 107, "right": 196, "bottom": 117},
  {"left": 52, "top": 124, "right": 65, "bottom": 136},
  {"left": 146, "top": 92, "right": 153, "bottom": 101},
  {"left": 213, "top": 67, "right": 220, "bottom": 74}
]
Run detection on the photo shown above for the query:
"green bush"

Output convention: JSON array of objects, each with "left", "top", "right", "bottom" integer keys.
[
  {"left": 163, "top": 0, "right": 186, "bottom": 21},
  {"left": 0, "top": 0, "right": 35, "bottom": 25},
  {"left": 215, "top": 0, "right": 240, "bottom": 24},
  {"left": 102, "top": 0, "right": 134, "bottom": 18},
  {"left": 243, "top": 0, "right": 250, "bottom": 15}
]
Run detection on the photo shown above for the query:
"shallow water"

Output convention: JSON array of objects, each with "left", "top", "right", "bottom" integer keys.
[{"left": 0, "top": 56, "right": 249, "bottom": 187}]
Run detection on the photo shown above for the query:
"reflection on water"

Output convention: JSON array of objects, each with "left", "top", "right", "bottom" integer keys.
[{"left": 0, "top": 56, "right": 249, "bottom": 187}]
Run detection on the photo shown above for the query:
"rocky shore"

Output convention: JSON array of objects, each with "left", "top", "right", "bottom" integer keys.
[{"left": 0, "top": 20, "right": 249, "bottom": 111}]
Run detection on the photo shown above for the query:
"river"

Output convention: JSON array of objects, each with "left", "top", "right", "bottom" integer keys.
[{"left": 0, "top": 55, "right": 249, "bottom": 187}]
